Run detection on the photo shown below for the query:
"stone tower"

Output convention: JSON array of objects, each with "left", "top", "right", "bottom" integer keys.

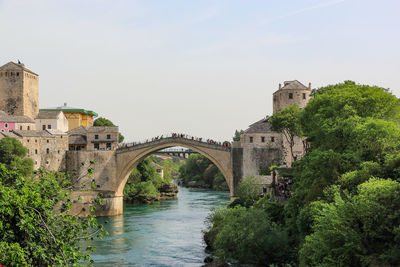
[
  {"left": 272, "top": 80, "right": 312, "bottom": 114},
  {"left": 272, "top": 80, "right": 312, "bottom": 166},
  {"left": 0, "top": 62, "right": 39, "bottom": 119}
]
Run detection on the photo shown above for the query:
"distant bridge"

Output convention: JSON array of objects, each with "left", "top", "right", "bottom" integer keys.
[{"left": 155, "top": 147, "right": 197, "bottom": 158}]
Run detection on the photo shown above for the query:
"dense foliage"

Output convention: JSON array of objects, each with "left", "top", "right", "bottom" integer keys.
[
  {"left": 178, "top": 154, "right": 228, "bottom": 191},
  {"left": 123, "top": 156, "right": 180, "bottom": 202},
  {"left": 205, "top": 81, "right": 400, "bottom": 266},
  {"left": 0, "top": 137, "right": 33, "bottom": 176},
  {"left": 93, "top": 117, "right": 125, "bottom": 143},
  {"left": 0, "top": 138, "right": 105, "bottom": 266},
  {"left": 270, "top": 104, "right": 302, "bottom": 164}
]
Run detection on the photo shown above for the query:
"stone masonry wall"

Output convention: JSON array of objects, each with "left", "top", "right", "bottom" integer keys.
[{"left": 0, "top": 69, "right": 24, "bottom": 116}]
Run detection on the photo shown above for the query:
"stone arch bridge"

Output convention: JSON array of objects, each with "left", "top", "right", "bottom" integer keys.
[{"left": 67, "top": 137, "right": 244, "bottom": 216}]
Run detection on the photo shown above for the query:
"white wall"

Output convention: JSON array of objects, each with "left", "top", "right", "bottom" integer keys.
[{"left": 35, "top": 112, "right": 69, "bottom": 132}]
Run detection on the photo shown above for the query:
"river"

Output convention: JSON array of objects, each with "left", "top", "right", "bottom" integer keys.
[{"left": 91, "top": 187, "right": 230, "bottom": 266}]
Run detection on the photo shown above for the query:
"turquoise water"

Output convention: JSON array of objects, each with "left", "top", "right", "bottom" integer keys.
[{"left": 91, "top": 187, "right": 230, "bottom": 266}]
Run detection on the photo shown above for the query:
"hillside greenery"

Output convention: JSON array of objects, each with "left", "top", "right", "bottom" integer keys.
[
  {"left": 204, "top": 81, "right": 400, "bottom": 266},
  {"left": 178, "top": 154, "right": 229, "bottom": 191},
  {"left": 123, "top": 156, "right": 181, "bottom": 202}
]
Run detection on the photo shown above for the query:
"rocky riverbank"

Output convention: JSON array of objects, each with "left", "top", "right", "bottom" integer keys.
[{"left": 125, "top": 182, "right": 179, "bottom": 204}]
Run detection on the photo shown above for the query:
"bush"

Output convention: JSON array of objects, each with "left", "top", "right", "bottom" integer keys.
[
  {"left": 0, "top": 164, "right": 105, "bottom": 266},
  {"left": 212, "top": 206, "right": 290, "bottom": 265},
  {"left": 299, "top": 178, "right": 400, "bottom": 266},
  {"left": 233, "top": 176, "right": 262, "bottom": 207}
]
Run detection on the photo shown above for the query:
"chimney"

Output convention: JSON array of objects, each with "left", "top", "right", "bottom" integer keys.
[
  {"left": 308, "top": 82, "right": 312, "bottom": 89},
  {"left": 279, "top": 83, "right": 281, "bottom": 90}
]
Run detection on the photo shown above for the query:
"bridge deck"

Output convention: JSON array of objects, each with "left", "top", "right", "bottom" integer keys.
[{"left": 117, "top": 137, "right": 231, "bottom": 153}]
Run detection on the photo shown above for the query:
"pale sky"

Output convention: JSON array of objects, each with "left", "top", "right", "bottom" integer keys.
[{"left": 0, "top": 0, "right": 399, "bottom": 142}]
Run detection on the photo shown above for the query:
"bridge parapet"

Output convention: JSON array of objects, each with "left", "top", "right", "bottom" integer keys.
[{"left": 117, "top": 137, "right": 231, "bottom": 154}]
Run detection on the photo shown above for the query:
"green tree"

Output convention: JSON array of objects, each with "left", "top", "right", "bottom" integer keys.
[
  {"left": 94, "top": 117, "right": 125, "bottom": 143},
  {"left": 299, "top": 178, "right": 400, "bottom": 266},
  {"left": 0, "top": 165, "right": 105, "bottom": 266},
  {"left": 232, "top": 129, "right": 244, "bottom": 142},
  {"left": 178, "top": 154, "right": 227, "bottom": 190},
  {"left": 231, "top": 176, "right": 262, "bottom": 207},
  {"left": 270, "top": 104, "right": 302, "bottom": 165},
  {"left": 0, "top": 137, "right": 33, "bottom": 176},
  {"left": 123, "top": 156, "right": 166, "bottom": 201},
  {"left": 300, "top": 81, "right": 400, "bottom": 152},
  {"left": 212, "top": 206, "right": 290, "bottom": 265}
]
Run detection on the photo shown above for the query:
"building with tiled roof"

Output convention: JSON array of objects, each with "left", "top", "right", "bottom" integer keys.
[
  {"left": 40, "top": 103, "right": 98, "bottom": 131},
  {"left": 0, "top": 110, "right": 36, "bottom": 132},
  {"left": 68, "top": 126, "right": 119, "bottom": 151},
  {"left": 273, "top": 80, "right": 312, "bottom": 113},
  {"left": 238, "top": 81, "right": 312, "bottom": 177},
  {"left": 35, "top": 110, "right": 69, "bottom": 132}
]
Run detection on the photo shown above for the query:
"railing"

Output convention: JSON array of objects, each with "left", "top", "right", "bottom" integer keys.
[{"left": 117, "top": 134, "right": 231, "bottom": 152}]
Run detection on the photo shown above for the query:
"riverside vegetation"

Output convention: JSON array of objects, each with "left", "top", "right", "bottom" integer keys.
[
  {"left": 178, "top": 154, "right": 229, "bottom": 191},
  {"left": 123, "top": 156, "right": 181, "bottom": 203},
  {"left": 0, "top": 137, "right": 106, "bottom": 266},
  {"left": 203, "top": 81, "right": 400, "bottom": 266}
]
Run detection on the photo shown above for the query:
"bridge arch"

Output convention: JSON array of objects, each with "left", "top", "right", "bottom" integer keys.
[{"left": 115, "top": 138, "right": 233, "bottom": 199}]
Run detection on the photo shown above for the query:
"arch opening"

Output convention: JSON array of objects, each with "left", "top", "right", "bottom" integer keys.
[{"left": 115, "top": 142, "right": 233, "bottom": 199}]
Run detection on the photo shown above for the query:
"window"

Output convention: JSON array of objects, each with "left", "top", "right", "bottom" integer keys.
[
  {"left": 94, "top": 143, "right": 99, "bottom": 150},
  {"left": 35, "top": 139, "right": 37, "bottom": 143},
  {"left": 58, "top": 150, "right": 60, "bottom": 154},
  {"left": 249, "top": 137, "right": 253, "bottom": 143},
  {"left": 107, "top": 134, "right": 111, "bottom": 139},
  {"left": 35, "top": 149, "right": 38, "bottom": 154},
  {"left": 95, "top": 134, "right": 99, "bottom": 140},
  {"left": 106, "top": 143, "right": 112, "bottom": 150},
  {"left": 27, "top": 126, "right": 30, "bottom": 130},
  {"left": 46, "top": 148, "right": 49, "bottom": 154},
  {"left": 27, "top": 139, "right": 30, "bottom": 143},
  {"left": 35, "top": 161, "right": 37, "bottom": 165},
  {"left": 4, "top": 123, "right": 8, "bottom": 128},
  {"left": 20, "top": 126, "right": 22, "bottom": 130},
  {"left": 47, "top": 140, "right": 49, "bottom": 143},
  {"left": 289, "top": 93, "right": 293, "bottom": 99},
  {"left": 303, "top": 93, "right": 306, "bottom": 99},
  {"left": 261, "top": 136, "right": 265, "bottom": 143},
  {"left": 42, "top": 125, "right": 46, "bottom": 130},
  {"left": 47, "top": 125, "right": 51, "bottom": 129},
  {"left": 16, "top": 72, "right": 19, "bottom": 76},
  {"left": 271, "top": 136, "right": 275, "bottom": 142}
]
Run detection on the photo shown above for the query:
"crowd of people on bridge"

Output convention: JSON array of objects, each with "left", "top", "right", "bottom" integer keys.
[{"left": 118, "top": 133, "right": 231, "bottom": 149}]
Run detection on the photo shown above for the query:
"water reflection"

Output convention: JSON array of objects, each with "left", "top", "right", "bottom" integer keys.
[{"left": 92, "top": 187, "right": 229, "bottom": 266}]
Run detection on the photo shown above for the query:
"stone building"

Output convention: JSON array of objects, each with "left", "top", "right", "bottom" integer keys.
[
  {"left": 0, "top": 62, "right": 39, "bottom": 119},
  {"left": 35, "top": 110, "right": 69, "bottom": 132},
  {"left": 239, "top": 80, "right": 312, "bottom": 175},
  {"left": 151, "top": 162, "right": 164, "bottom": 178},
  {"left": 68, "top": 126, "right": 119, "bottom": 151},
  {"left": 40, "top": 103, "right": 98, "bottom": 131},
  {"left": 0, "top": 110, "right": 36, "bottom": 132},
  {"left": 0, "top": 129, "right": 68, "bottom": 171},
  {"left": 273, "top": 80, "right": 312, "bottom": 113},
  {"left": 239, "top": 117, "right": 283, "bottom": 177}
]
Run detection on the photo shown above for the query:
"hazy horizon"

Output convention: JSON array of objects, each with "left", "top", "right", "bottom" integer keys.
[{"left": 1, "top": 0, "right": 399, "bottom": 142}]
